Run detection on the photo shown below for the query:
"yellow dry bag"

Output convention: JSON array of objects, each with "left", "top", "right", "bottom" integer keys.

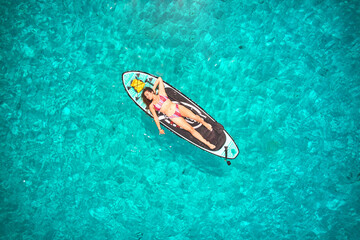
[{"left": 131, "top": 79, "right": 145, "bottom": 93}]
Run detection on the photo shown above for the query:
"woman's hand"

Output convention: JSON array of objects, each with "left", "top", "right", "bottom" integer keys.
[{"left": 159, "top": 129, "right": 165, "bottom": 135}]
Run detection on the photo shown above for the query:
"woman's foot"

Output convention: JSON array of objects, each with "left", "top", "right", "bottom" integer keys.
[{"left": 207, "top": 142, "right": 216, "bottom": 150}]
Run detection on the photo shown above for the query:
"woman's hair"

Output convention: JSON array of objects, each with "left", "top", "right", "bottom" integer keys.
[{"left": 141, "top": 87, "right": 154, "bottom": 109}]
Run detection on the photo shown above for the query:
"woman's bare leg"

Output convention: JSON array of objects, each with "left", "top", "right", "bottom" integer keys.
[
  {"left": 178, "top": 105, "right": 212, "bottom": 131},
  {"left": 171, "top": 116, "right": 215, "bottom": 149}
]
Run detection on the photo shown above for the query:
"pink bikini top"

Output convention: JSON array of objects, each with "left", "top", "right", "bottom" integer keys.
[{"left": 153, "top": 95, "right": 168, "bottom": 111}]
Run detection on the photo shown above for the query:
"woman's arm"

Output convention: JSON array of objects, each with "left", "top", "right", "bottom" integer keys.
[
  {"left": 152, "top": 77, "right": 160, "bottom": 91},
  {"left": 152, "top": 77, "right": 166, "bottom": 96},
  {"left": 149, "top": 105, "right": 165, "bottom": 135}
]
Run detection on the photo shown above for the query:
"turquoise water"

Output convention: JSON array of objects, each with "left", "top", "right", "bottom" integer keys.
[{"left": 1, "top": 0, "right": 359, "bottom": 239}]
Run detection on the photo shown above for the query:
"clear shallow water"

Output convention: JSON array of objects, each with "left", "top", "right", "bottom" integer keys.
[{"left": 1, "top": 0, "right": 359, "bottom": 239}]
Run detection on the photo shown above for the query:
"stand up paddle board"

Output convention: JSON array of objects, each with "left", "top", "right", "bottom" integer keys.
[{"left": 122, "top": 71, "right": 239, "bottom": 162}]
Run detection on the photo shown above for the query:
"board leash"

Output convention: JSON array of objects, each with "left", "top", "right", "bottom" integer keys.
[{"left": 225, "top": 146, "right": 231, "bottom": 165}]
